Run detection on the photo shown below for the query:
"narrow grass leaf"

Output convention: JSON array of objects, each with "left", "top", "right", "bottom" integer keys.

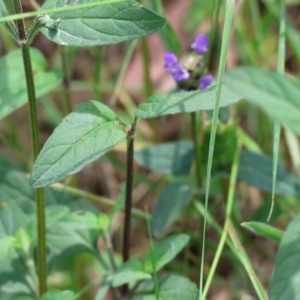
[
  {"left": 261, "top": 0, "right": 300, "bottom": 63},
  {"left": 241, "top": 222, "right": 283, "bottom": 243},
  {"left": 270, "top": 214, "right": 300, "bottom": 299},
  {"left": 31, "top": 101, "right": 126, "bottom": 187},
  {"left": 0, "top": 48, "right": 63, "bottom": 120},
  {"left": 144, "top": 234, "right": 190, "bottom": 273},
  {"left": 134, "top": 141, "right": 194, "bottom": 175},
  {"left": 269, "top": 0, "right": 286, "bottom": 222},
  {"left": 135, "top": 84, "right": 241, "bottom": 118},
  {"left": 0, "top": 0, "right": 7, "bottom": 19},
  {"left": 152, "top": 183, "right": 192, "bottom": 238},
  {"left": 38, "top": 0, "right": 165, "bottom": 47},
  {"left": 199, "top": 0, "right": 236, "bottom": 296},
  {"left": 228, "top": 222, "right": 268, "bottom": 299},
  {"left": 225, "top": 67, "right": 300, "bottom": 135}
]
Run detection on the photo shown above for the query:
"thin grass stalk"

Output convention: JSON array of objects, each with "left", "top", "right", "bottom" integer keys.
[
  {"left": 109, "top": 40, "right": 137, "bottom": 107},
  {"left": 206, "top": 0, "right": 222, "bottom": 67},
  {"left": 199, "top": 0, "right": 235, "bottom": 296},
  {"left": 13, "top": 0, "right": 47, "bottom": 295},
  {"left": 191, "top": 112, "right": 202, "bottom": 187},
  {"left": 201, "top": 138, "right": 241, "bottom": 299},
  {"left": 194, "top": 201, "right": 267, "bottom": 299},
  {"left": 51, "top": 182, "right": 150, "bottom": 221},
  {"left": 140, "top": 37, "right": 153, "bottom": 98},
  {"left": 61, "top": 46, "right": 72, "bottom": 114},
  {"left": 268, "top": 0, "right": 286, "bottom": 222},
  {"left": 249, "top": 0, "right": 265, "bottom": 62},
  {"left": 93, "top": 47, "right": 103, "bottom": 102},
  {"left": 228, "top": 222, "right": 268, "bottom": 299}
]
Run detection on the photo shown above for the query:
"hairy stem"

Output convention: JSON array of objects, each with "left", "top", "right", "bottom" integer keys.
[
  {"left": 13, "top": 0, "right": 47, "bottom": 295},
  {"left": 122, "top": 118, "right": 137, "bottom": 263}
]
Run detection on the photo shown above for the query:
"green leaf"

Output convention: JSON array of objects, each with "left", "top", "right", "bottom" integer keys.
[
  {"left": 144, "top": 234, "right": 190, "bottom": 272},
  {"left": 225, "top": 67, "right": 300, "bottom": 135},
  {"left": 0, "top": 48, "right": 63, "bottom": 120},
  {"left": 134, "top": 141, "right": 194, "bottom": 176},
  {"left": 152, "top": 183, "right": 192, "bottom": 238},
  {"left": 94, "top": 276, "right": 111, "bottom": 300},
  {"left": 0, "top": 168, "right": 99, "bottom": 298},
  {"left": 46, "top": 211, "right": 99, "bottom": 256},
  {"left": 45, "top": 205, "right": 70, "bottom": 227},
  {"left": 0, "top": 0, "right": 8, "bottom": 20},
  {"left": 112, "top": 259, "right": 151, "bottom": 287},
  {"left": 237, "top": 151, "right": 300, "bottom": 196},
  {"left": 31, "top": 101, "right": 126, "bottom": 187},
  {"left": 159, "top": 274, "right": 198, "bottom": 300},
  {"left": 270, "top": 214, "right": 300, "bottom": 299},
  {"left": 15, "top": 228, "right": 31, "bottom": 253},
  {"left": 40, "top": 289, "right": 75, "bottom": 300},
  {"left": 38, "top": 0, "right": 165, "bottom": 47},
  {"left": 134, "top": 83, "right": 241, "bottom": 118},
  {"left": 0, "top": 236, "right": 16, "bottom": 256},
  {"left": 241, "top": 222, "right": 283, "bottom": 243}
]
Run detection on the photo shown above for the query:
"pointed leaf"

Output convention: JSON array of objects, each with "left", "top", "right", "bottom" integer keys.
[
  {"left": 0, "top": 48, "right": 63, "bottom": 120},
  {"left": 241, "top": 222, "right": 283, "bottom": 243},
  {"left": 270, "top": 214, "right": 300, "bottom": 299},
  {"left": 31, "top": 101, "right": 126, "bottom": 187},
  {"left": 144, "top": 234, "right": 190, "bottom": 272},
  {"left": 159, "top": 274, "right": 198, "bottom": 300},
  {"left": 152, "top": 183, "right": 192, "bottom": 238},
  {"left": 0, "top": 0, "right": 8, "bottom": 20},
  {"left": 112, "top": 259, "right": 151, "bottom": 287},
  {"left": 225, "top": 67, "right": 300, "bottom": 135},
  {"left": 134, "top": 83, "right": 241, "bottom": 118},
  {"left": 0, "top": 168, "right": 99, "bottom": 298},
  {"left": 134, "top": 141, "right": 194, "bottom": 175},
  {"left": 38, "top": 0, "right": 165, "bottom": 47}
]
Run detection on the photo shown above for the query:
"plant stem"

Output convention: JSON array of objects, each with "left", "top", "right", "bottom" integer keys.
[
  {"left": 140, "top": 38, "right": 153, "bottom": 98},
  {"left": 13, "top": 0, "right": 47, "bottom": 295},
  {"left": 93, "top": 47, "right": 103, "bottom": 102},
  {"left": 51, "top": 182, "right": 150, "bottom": 221},
  {"left": 122, "top": 118, "right": 137, "bottom": 263},
  {"left": 61, "top": 46, "right": 72, "bottom": 115},
  {"left": 109, "top": 40, "right": 137, "bottom": 107},
  {"left": 201, "top": 139, "right": 241, "bottom": 300},
  {"left": 191, "top": 112, "right": 202, "bottom": 187}
]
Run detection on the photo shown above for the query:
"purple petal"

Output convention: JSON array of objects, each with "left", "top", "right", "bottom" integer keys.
[
  {"left": 191, "top": 34, "right": 209, "bottom": 55},
  {"left": 199, "top": 75, "right": 214, "bottom": 90},
  {"left": 164, "top": 51, "right": 178, "bottom": 71},
  {"left": 171, "top": 64, "right": 190, "bottom": 82}
]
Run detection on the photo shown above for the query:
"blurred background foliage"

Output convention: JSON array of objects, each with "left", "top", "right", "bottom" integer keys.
[{"left": 1, "top": 0, "right": 300, "bottom": 299}]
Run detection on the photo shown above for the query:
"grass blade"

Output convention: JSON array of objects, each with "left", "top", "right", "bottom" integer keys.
[
  {"left": 199, "top": 0, "right": 236, "bottom": 296},
  {"left": 268, "top": 0, "right": 286, "bottom": 222}
]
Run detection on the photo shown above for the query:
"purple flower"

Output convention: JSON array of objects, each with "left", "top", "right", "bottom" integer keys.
[
  {"left": 191, "top": 34, "right": 209, "bottom": 55},
  {"left": 170, "top": 64, "right": 190, "bottom": 82},
  {"left": 199, "top": 75, "right": 214, "bottom": 90},
  {"left": 164, "top": 51, "right": 178, "bottom": 71}
]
